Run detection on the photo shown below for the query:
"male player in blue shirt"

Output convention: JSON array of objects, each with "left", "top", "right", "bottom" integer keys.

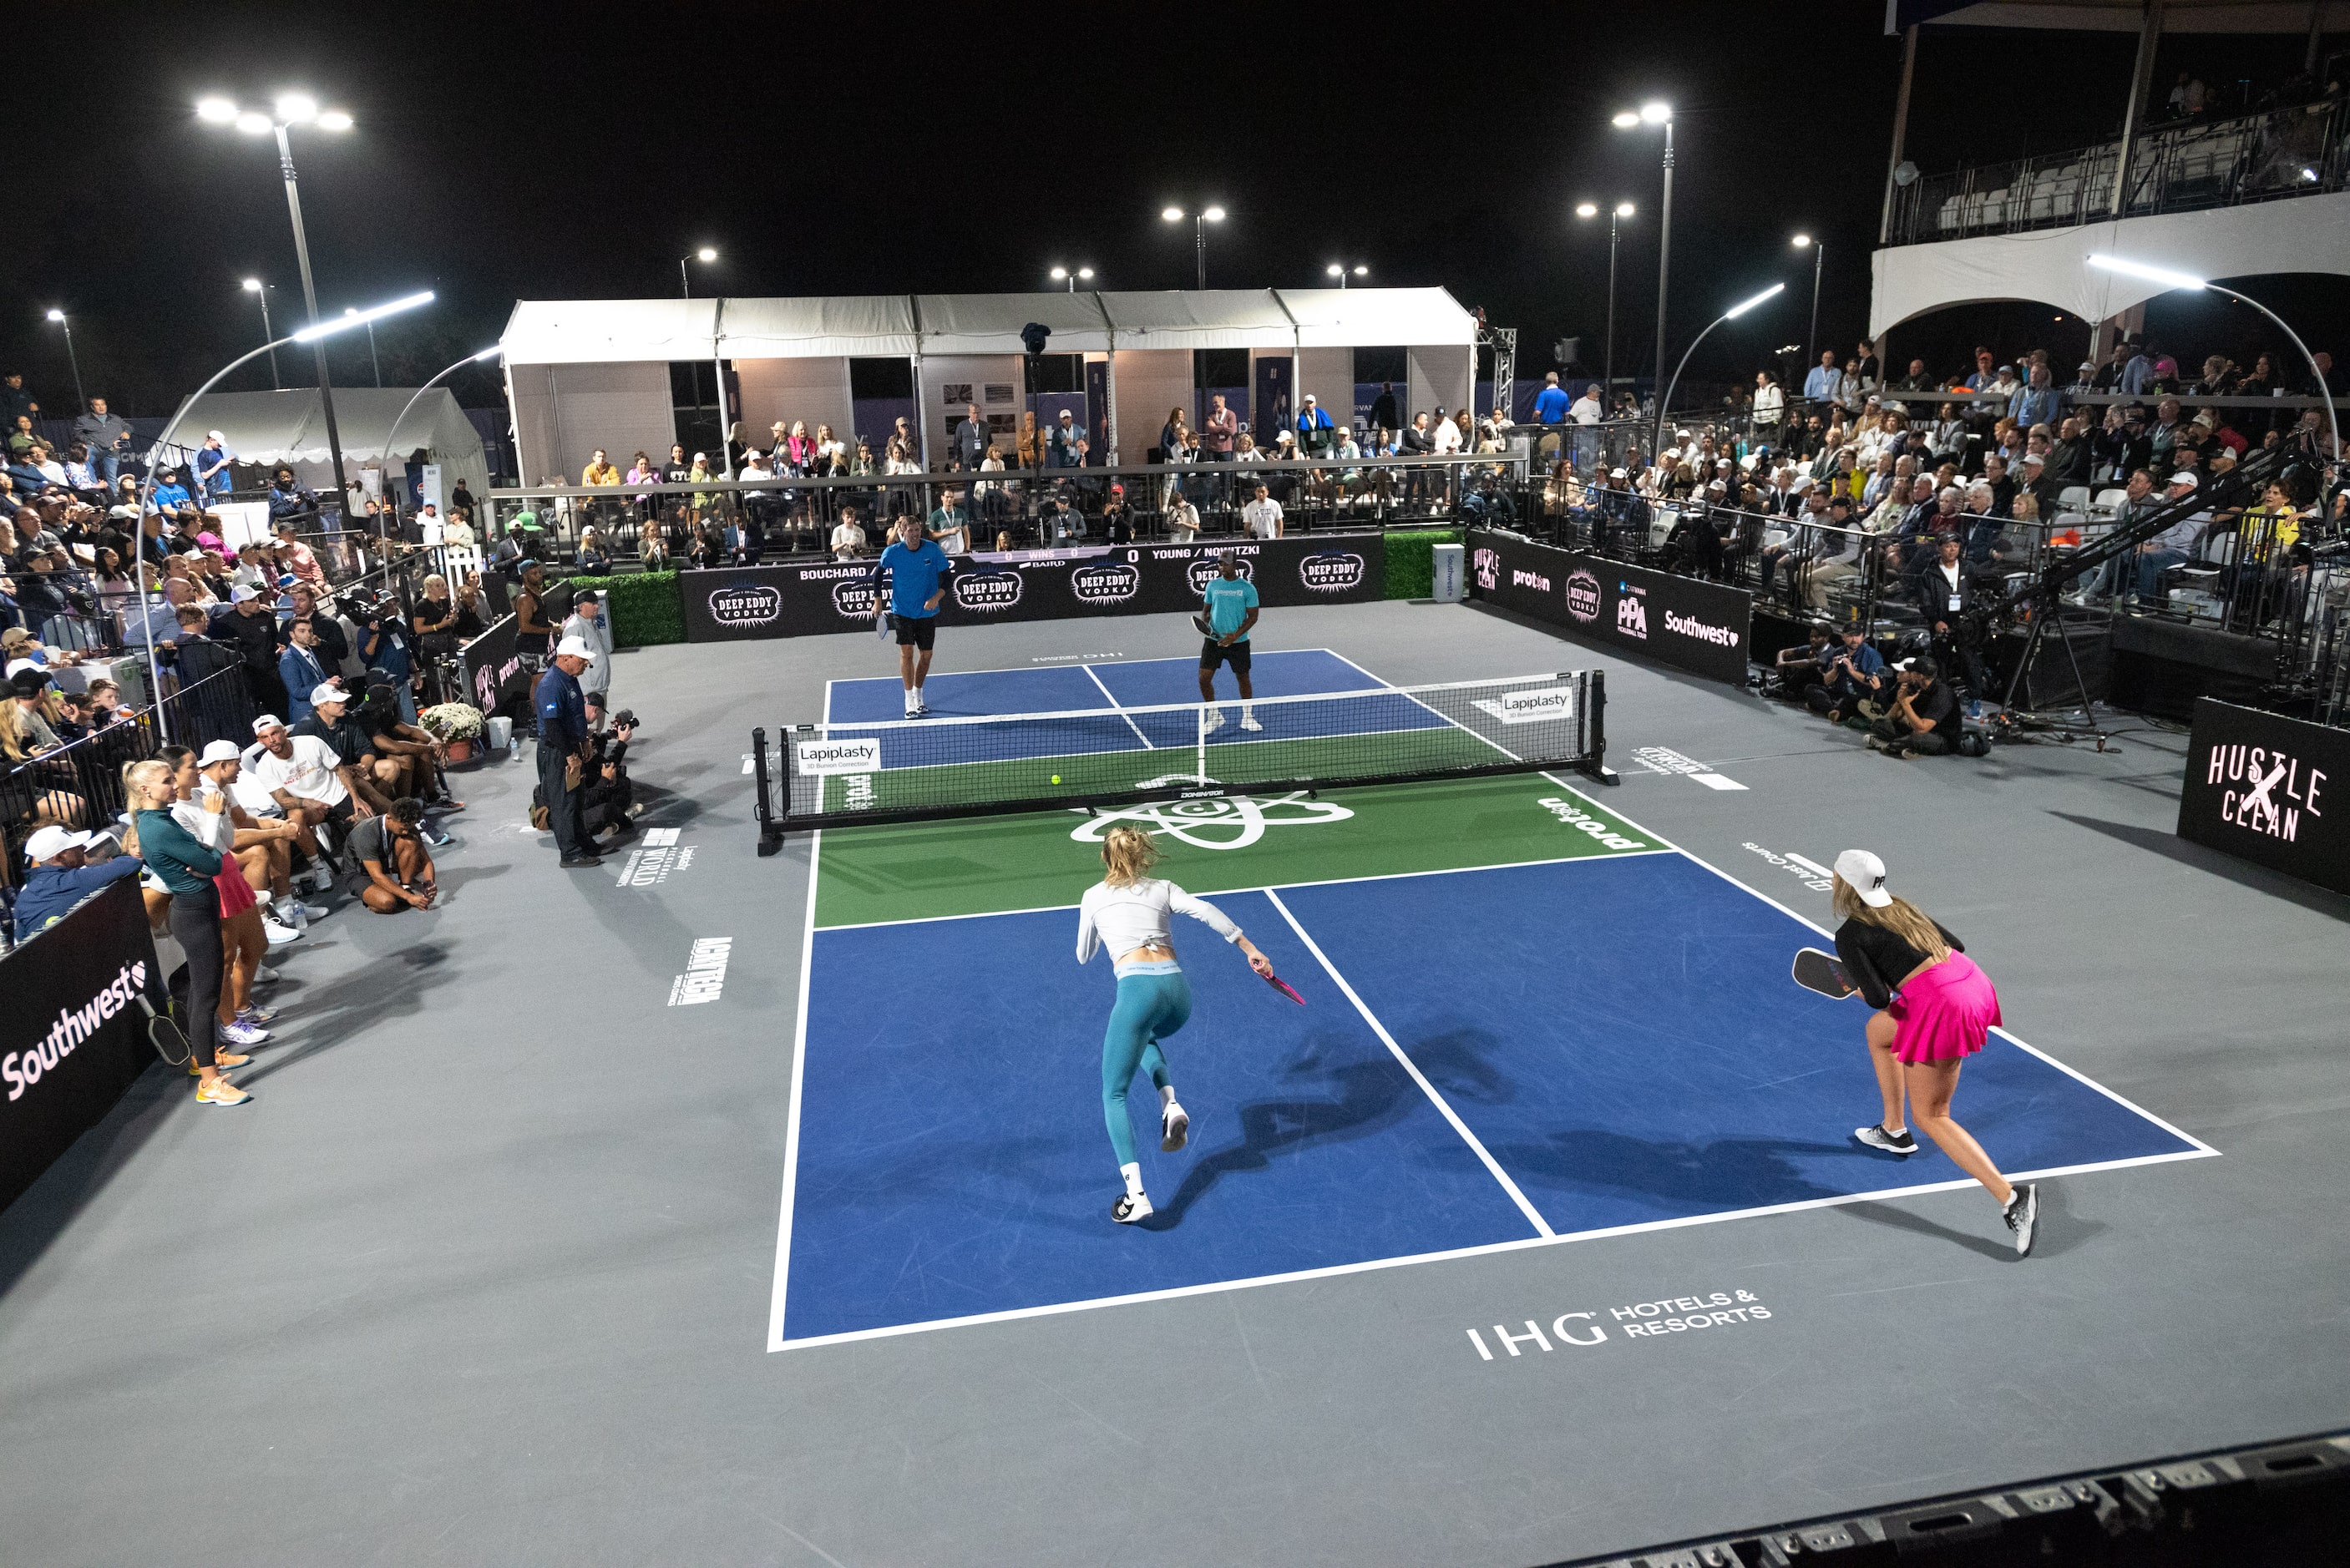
[
  {"left": 1194, "top": 549, "right": 1260, "bottom": 733},
  {"left": 867, "top": 514, "right": 955, "bottom": 716}
]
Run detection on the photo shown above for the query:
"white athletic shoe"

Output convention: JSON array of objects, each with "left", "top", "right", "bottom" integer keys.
[
  {"left": 253, "top": 964, "right": 282, "bottom": 986},
  {"left": 2003, "top": 1183, "right": 2039, "bottom": 1257},
  {"left": 1854, "top": 1123, "right": 1919, "bottom": 1156},
  {"left": 1238, "top": 714, "right": 1263, "bottom": 732},
  {"left": 1161, "top": 1103, "right": 1190, "bottom": 1153},
  {"left": 1112, "top": 1191, "right": 1154, "bottom": 1224},
  {"left": 262, "top": 918, "right": 302, "bottom": 947},
  {"left": 1203, "top": 708, "right": 1224, "bottom": 734},
  {"left": 220, "top": 1019, "right": 272, "bottom": 1049}
]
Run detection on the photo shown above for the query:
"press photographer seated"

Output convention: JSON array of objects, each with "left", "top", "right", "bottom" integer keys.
[
  {"left": 1866, "top": 659, "right": 1964, "bottom": 759},
  {"left": 348, "top": 797, "right": 438, "bottom": 913}
]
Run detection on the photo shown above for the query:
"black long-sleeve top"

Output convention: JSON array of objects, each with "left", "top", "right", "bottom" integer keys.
[{"left": 1834, "top": 917, "right": 1963, "bottom": 1009}]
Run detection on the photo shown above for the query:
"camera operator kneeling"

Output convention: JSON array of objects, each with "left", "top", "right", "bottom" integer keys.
[
  {"left": 349, "top": 798, "right": 438, "bottom": 913},
  {"left": 580, "top": 710, "right": 641, "bottom": 841},
  {"left": 1867, "top": 659, "right": 1963, "bottom": 759}
]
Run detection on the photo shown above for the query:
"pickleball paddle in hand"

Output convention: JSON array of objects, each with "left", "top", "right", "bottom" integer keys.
[
  {"left": 1262, "top": 971, "right": 1306, "bottom": 1005},
  {"left": 1792, "top": 947, "right": 1857, "bottom": 1000}
]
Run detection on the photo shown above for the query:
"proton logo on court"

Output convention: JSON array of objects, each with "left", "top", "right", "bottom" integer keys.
[
  {"left": 1299, "top": 551, "right": 1366, "bottom": 594},
  {"left": 1564, "top": 569, "right": 1601, "bottom": 624},
  {"left": 1071, "top": 790, "right": 1353, "bottom": 851},
  {"left": 1071, "top": 562, "right": 1142, "bottom": 605},
  {"left": 709, "top": 584, "right": 783, "bottom": 626}
]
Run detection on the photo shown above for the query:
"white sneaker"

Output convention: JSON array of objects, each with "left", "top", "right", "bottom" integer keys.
[
  {"left": 253, "top": 964, "right": 281, "bottom": 986},
  {"left": 220, "top": 1019, "right": 271, "bottom": 1048},
  {"left": 305, "top": 867, "right": 336, "bottom": 893},
  {"left": 263, "top": 918, "right": 302, "bottom": 947},
  {"left": 1112, "top": 1191, "right": 1154, "bottom": 1224},
  {"left": 1238, "top": 713, "right": 1263, "bottom": 732},
  {"left": 1161, "top": 1103, "right": 1190, "bottom": 1153},
  {"left": 1203, "top": 708, "right": 1224, "bottom": 734}
]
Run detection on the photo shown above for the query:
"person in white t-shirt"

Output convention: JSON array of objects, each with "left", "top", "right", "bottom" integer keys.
[
  {"left": 244, "top": 712, "right": 355, "bottom": 866},
  {"left": 830, "top": 505, "right": 869, "bottom": 560},
  {"left": 1240, "top": 483, "right": 1284, "bottom": 539},
  {"left": 1166, "top": 495, "right": 1201, "bottom": 543}
]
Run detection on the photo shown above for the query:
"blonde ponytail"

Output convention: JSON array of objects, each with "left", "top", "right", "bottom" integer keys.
[
  {"left": 1100, "top": 824, "right": 1160, "bottom": 887},
  {"left": 1832, "top": 877, "right": 1950, "bottom": 961}
]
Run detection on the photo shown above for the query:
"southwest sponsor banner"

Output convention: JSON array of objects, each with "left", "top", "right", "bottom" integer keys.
[
  {"left": 1466, "top": 529, "right": 1751, "bottom": 685},
  {"left": 2177, "top": 698, "right": 2348, "bottom": 895},
  {"left": 1, "top": 879, "right": 165, "bottom": 1216},
  {"left": 680, "top": 534, "right": 1385, "bottom": 641},
  {"left": 456, "top": 613, "right": 531, "bottom": 717}
]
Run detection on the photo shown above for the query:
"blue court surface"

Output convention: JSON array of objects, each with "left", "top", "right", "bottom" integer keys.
[
  {"left": 771, "top": 660, "right": 2216, "bottom": 1351},
  {"left": 823, "top": 648, "right": 1390, "bottom": 723}
]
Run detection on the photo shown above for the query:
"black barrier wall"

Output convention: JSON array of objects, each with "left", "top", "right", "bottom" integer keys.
[
  {"left": 2177, "top": 698, "right": 2347, "bottom": 895},
  {"left": 458, "top": 613, "right": 533, "bottom": 718},
  {"left": 679, "top": 534, "right": 1385, "bottom": 642},
  {"left": 1464, "top": 529, "right": 1753, "bottom": 685},
  {"left": 1, "top": 879, "right": 165, "bottom": 1216}
]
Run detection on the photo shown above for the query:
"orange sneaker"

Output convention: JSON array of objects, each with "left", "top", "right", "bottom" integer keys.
[{"left": 195, "top": 1079, "right": 251, "bottom": 1107}]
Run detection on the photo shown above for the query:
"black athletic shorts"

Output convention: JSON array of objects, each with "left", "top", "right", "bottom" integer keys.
[
  {"left": 891, "top": 614, "right": 937, "bottom": 650},
  {"left": 1200, "top": 637, "right": 1252, "bottom": 673}
]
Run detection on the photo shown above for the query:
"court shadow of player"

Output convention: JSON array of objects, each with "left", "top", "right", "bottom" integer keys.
[
  {"left": 1491, "top": 1127, "right": 1853, "bottom": 1212},
  {"left": 1838, "top": 1183, "right": 2099, "bottom": 1260},
  {"left": 1141, "top": 1047, "right": 1417, "bottom": 1230}
]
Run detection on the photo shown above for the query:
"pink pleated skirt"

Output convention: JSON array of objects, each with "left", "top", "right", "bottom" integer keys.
[{"left": 1888, "top": 952, "right": 2001, "bottom": 1065}]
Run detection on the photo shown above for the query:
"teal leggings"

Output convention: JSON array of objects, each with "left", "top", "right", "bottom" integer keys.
[{"left": 1102, "top": 969, "right": 1193, "bottom": 1166}]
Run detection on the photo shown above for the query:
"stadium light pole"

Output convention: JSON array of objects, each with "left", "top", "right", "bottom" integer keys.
[
  {"left": 1613, "top": 101, "right": 1674, "bottom": 459},
  {"left": 1325, "top": 263, "right": 1368, "bottom": 290},
  {"left": 241, "top": 279, "right": 281, "bottom": 389},
  {"left": 1791, "top": 234, "right": 1824, "bottom": 385},
  {"left": 1576, "top": 201, "right": 1634, "bottom": 406},
  {"left": 1162, "top": 205, "right": 1225, "bottom": 289},
  {"left": 2088, "top": 254, "right": 2341, "bottom": 472},
  {"left": 343, "top": 306, "right": 382, "bottom": 387},
  {"left": 679, "top": 246, "right": 717, "bottom": 298},
  {"left": 43, "top": 310, "right": 85, "bottom": 412},
  {"left": 1049, "top": 266, "right": 1095, "bottom": 292},
  {"left": 197, "top": 92, "right": 358, "bottom": 523},
  {"left": 132, "top": 290, "right": 431, "bottom": 739},
  {"left": 383, "top": 344, "right": 502, "bottom": 537},
  {"left": 1656, "top": 282, "right": 1785, "bottom": 438}
]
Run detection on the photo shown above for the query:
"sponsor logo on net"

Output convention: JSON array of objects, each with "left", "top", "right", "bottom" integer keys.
[
  {"left": 667, "top": 938, "right": 732, "bottom": 1007},
  {"left": 1070, "top": 790, "right": 1354, "bottom": 851},
  {"left": 1471, "top": 685, "right": 1577, "bottom": 726},
  {"left": 4, "top": 959, "right": 148, "bottom": 1102},
  {"left": 1471, "top": 548, "right": 1501, "bottom": 593},
  {"left": 955, "top": 570, "right": 1024, "bottom": 613},
  {"left": 796, "top": 737, "right": 881, "bottom": 776},
  {"left": 1564, "top": 568, "right": 1602, "bottom": 624},
  {"left": 1299, "top": 551, "right": 1367, "bottom": 594},
  {"left": 1071, "top": 561, "right": 1142, "bottom": 605},
  {"left": 710, "top": 584, "right": 783, "bottom": 627},
  {"left": 1663, "top": 609, "right": 1740, "bottom": 647},
  {"left": 830, "top": 579, "right": 882, "bottom": 619},
  {"left": 2207, "top": 742, "right": 2327, "bottom": 842},
  {"left": 1614, "top": 583, "right": 1648, "bottom": 640},
  {"left": 1188, "top": 556, "right": 1256, "bottom": 596}
]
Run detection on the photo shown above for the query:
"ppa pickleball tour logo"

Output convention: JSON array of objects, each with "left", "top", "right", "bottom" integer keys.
[
  {"left": 1299, "top": 551, "right": 1366, "bottom": 594},
  {"left": 1187, "top": 556, "right": 1254, "bottom": 596},
  {"left": 1071, "top": 562, "right": 1142, "bottom": 605},
  {"left": 829, "top": 579, "right": 881, "bottom": 619},
  {"left": 709, "top": 584, "right": 782, "bottom": 627},
  {"left": 1565, "top": 568, "right": 1601, "bottom": 624},
  {"left": 955, "top": 570, "right": 1024, "bottom": 613}
]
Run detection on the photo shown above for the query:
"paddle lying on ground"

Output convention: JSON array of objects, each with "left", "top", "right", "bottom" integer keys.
[{"left": 1792, "top": 947, "right": 1858, "bottom": 1000}]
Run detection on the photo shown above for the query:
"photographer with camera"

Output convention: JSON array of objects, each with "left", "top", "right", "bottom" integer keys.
[
  {"left": 1805, "top": 625, "right": 1889, "bottom": 726},
  {"left": 352, "top": 589, "right": 419, "bottom": 725},
  {"left": 580, "top": 708, "right": 641, "bottom": 845},
  {"left": 1866, "top": 658, "right": 1963, "bottom": 759}
]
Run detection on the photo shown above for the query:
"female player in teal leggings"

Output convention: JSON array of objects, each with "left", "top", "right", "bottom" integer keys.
[{"left": 1076, "top": 824, "right": 1273, "bottom": 1223}]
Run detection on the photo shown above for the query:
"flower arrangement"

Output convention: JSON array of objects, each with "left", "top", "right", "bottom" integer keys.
[{"left": 418, "top": 701, "right": 485, "bottom": 742}]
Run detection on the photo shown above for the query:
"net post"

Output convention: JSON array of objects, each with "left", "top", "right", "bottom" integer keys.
[
  {"left": 1580, "top": 670, "right": 1619, "bottom": 785},
  {"left": 752, "top": 726, "right": 783, "bottom": 856},
  {"left": 1195, "top": 699, "right": 1207, "bottom": 785}
]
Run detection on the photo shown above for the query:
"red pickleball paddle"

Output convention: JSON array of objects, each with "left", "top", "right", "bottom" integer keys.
[{"left": 1263, "top": 972, "right": 1306, "bottom": 1005}]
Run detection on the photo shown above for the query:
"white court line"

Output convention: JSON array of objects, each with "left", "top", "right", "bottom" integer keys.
[
  {"left": 765, "top": 827, "right": 825, "bottom": 1353},
  {"left": 1785, "top": 851, "right": 1836, "bottom": 879},
  {"left": 772, "top": 1146, "right": 2212, "bottom": 1350},
  {"left": 1081, "top": 663, "right": 1154, "bottom": 749},
  {"left": 1263, "top": 888, "right": 1555, "bottom": 1239},
  {"left": 823, "top": 648, "right": 1351, "bottom": 705}
]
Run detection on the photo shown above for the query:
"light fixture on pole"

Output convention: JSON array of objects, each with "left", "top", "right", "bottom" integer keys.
[
  {"left": 196, "top": 90, "right": 358, "bottom": 521},
  {"left": 131, "top": 289, "right": 431, "bottom": 736},
  {"left": 1790, "top": 234, "right": 1824, "bottom": 389},
  {"left": 342, "top": 307, "right": 382, "bottom": 388},
  {"left": 1575, "top": 201, "right": 1635, "bottom": 404},
  {"left": 680, "top": 246, "right": 717, "bottom": 298},
  {"left": 1325, "top": 263, "right": 1369, "bottom": 290},
  {"left": 1612, "top": 100, "right": 1674, "bottom": 458},
  {"left": 2088, "top": 253, "right": 2341, "bottom": 468},
  {"left": 241, "top": 278, "right": 281, "bottom": 389},
  {"left": 1655, "top": 282, "right": 1786, "bottom": 441},
  {"left": 384, "top": 344, "right": 502, "bottom": 533},
  {"left": 1049, "top": 266, "right": 1095, "bottom": 292},
  {"left": 43, "top": 310, "right": 85, "bottom": 412},
  {"left": 1162, "top": 205, "right": 1225, "bottom": 289}
]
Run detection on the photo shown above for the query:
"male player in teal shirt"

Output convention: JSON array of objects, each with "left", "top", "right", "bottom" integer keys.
[
  {"left": 1194, "top": 549, "right": 1260, "bottom": 732},
  {"left": 868, "top": 515, "right": 955, "bottom": 716}
]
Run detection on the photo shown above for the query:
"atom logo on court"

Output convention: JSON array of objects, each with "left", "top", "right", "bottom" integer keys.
[{"left": 1069, "top": 791, "right": 1354, "bottom": 851}]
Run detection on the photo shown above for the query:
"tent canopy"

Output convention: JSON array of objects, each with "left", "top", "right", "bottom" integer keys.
[
  {"left": 1893, "top": 0, "right": 2350, "bottom": 31},
  {"left": 150, "top": 387, "right": 490, "bottom": 503},
  {"left": 499, "top": 287, "right": 1478, "bottom": 365}
]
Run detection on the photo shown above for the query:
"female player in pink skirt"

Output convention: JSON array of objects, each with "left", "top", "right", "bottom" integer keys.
[{"left": 1831, "top": 848, "right": 2037, "bottom": 1255}]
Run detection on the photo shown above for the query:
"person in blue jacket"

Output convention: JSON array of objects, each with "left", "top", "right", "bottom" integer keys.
[{"left": 12, "top": 825, "right": 143, "bottom": 939}]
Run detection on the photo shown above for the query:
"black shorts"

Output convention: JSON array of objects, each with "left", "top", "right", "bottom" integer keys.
[
  {"left": 891, "top": 614, "right": 937, "bottom": 650},
  {"left": 1200, "top": 637, "right": 1252, "bottom": 673}
]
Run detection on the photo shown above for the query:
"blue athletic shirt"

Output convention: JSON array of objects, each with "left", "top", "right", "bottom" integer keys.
[
  {"left": 869, "top": 539, "right": 954, "bottom": 619},
  {"left": 1202, "top": 575, "right": 1258, "bottom": 641}
]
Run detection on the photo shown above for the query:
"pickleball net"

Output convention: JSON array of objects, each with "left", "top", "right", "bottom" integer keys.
[{"left": 752, "top": 670, "right": 1609, "bottom": 843}]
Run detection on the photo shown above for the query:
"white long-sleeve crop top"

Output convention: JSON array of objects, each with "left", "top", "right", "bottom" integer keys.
[{"left": 1075, "top": 878, "right": 1242, "bottom": 974}]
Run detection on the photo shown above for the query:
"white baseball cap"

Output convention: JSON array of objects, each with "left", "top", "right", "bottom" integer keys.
[
  {"left": 311, "top": 682, "right": 348, "bottom": 706},
  {"left": 197, "top": 740, "right": 243, "bottom": 766},
  {"left": 1833, "top": 848, "right": 1894, "bottom": 907},
  {"left": 230, "top": 584, "right": 261, "bottom": 603},
  {"left": 554, "top": 635, "right": 595, "bottom": 660},
  {"left": 26, "top": 825, "right": 99, "bottom": 862},
  {"left": 252, "top": 713, "right": 285, "bottom": 733}
]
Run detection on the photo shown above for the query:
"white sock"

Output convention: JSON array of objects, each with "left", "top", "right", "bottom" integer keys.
[
  {"left": 1159, "top": 1085, "right": 1178, "bottom": 1108},
  {"left": 1242, "top": 702, "right": 1255, "bottom": 719},
  {"left": 1120, "top": 1161, "right": 1145, "bottom": 1197}
]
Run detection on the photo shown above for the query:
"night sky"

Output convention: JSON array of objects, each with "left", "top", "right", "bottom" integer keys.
[{"left": 9, "top": 1, "right": 2342, "bottom": 422}]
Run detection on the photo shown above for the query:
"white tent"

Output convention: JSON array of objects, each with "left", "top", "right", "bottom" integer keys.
[{"left": 150, "top": 387, "right": 491, "bottom": 511}]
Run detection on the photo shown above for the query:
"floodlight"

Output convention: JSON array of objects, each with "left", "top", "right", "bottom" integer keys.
[
  {"left": 1203, "top": 206, "right": 1225, "bottom": 221},
  {"left": 242, "top": 277, "right": 263, "bottom": 292},
  {"left": 1725, "top": 282, "right": 1786, "bottom": 318},
  {"left": 235, "top": 112, "right": 272, "bottom": 134},
  {"left": 276, "top": 94, "right": 318, "bottom": 124},
  {"left": 46, "top": 309, "right": 63, "bottom": 321},
  {"left": 1639, "top": 101, "right": 1671, "bottom": 124},
  {"left": 696, "top": 246, "right": 717, "bottom": 261},
  {"left": 1575, "top": 201, "right": 1598, "bottom": 218},
  {"left": 1162, "top": 207, "right": 1184, "bottom": 221},
  {"left": 1791, "top": 234, "right": 1812, "bottom": 248},
  {"left": 196, "top": 97, "right": 238, "bottom": 123},
  {"left": 1611, "top": 111, "right": 1640, "bottom": 128},
  {"left": 292, "top": 289, "right": 433, "bottom": 341},
  {"left": 1615, "top": 202, "right": 1634, "bottom": 217},
  {"left": 2087, "top": 254, "right": 2206, "bottom": 291},
  {"left": 317, "top": 110, "right": 353, "bottom": 131}
]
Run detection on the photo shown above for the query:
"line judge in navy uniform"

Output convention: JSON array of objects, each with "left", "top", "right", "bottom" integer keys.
[{"left": 534, "top": 634, "right": 600, "bottom": 868}]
